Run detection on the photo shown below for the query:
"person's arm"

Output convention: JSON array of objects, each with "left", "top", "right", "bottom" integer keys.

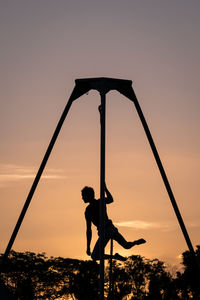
[
  {"left": 86, "top": 218, "right": 92, "bottom": 256},
  {"left": 105, "top": 183, "right": 113, "bottom": 204}
]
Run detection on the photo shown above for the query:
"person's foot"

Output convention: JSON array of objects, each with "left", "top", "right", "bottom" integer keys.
[
  {"left": 134, "top": 238, "right": 146, "bottom": 245},
  {"left": 114, "top": 253, "right": 127, "bottom": 261}
]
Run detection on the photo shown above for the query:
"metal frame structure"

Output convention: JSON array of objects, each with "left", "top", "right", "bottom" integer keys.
[{"left": 0, "top": 77, "right": 197, "bottom": 299}]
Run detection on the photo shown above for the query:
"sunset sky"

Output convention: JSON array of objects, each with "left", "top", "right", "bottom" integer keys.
[{"left": 1, "top": 1, "right": 200, "bottom": 269}]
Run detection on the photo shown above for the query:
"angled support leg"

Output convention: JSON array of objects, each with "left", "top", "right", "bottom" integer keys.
[
  {"left": 119, "top": 85, "right": 198, "bottom": 271},
  {"left": 133, "top": 92, "right": 196, "bottom": 256},
  {"left": 1, "top": 83, "right": 90, "bottom": 270}
]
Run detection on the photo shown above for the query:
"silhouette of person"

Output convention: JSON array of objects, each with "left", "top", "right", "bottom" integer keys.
[{"left": 82, "top": 184, "right": 146, "bottom": 261}]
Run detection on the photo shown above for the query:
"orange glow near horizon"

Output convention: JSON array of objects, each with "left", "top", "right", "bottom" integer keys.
[{"left": 1, "top": 1, "right": 200, "bottom": 268}]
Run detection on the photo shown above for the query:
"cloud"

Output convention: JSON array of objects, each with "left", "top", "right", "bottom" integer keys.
[
  {"left": 187, "top": 222, "right": 200, "bottom": 228},
  {"left": 114, "top": 220, "right": 174, "bottom": 231},
  {"left": 0, "top": 164, "right": 67, "bottom": 186}
]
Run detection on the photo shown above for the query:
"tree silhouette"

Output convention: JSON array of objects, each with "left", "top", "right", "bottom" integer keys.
[
  {"left": 1, "top": 247, "right": 200, "bottom": 299},
  {"left": 174, "top": 246, "right": 200, "bottom": 299},
  {"left": 105, "top": 260, "right": 131, "bottom": 300}
]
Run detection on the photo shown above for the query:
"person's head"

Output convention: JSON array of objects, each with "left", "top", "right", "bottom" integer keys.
[{"left": 81, "top": 186, "right": 95, "bottom": 203}]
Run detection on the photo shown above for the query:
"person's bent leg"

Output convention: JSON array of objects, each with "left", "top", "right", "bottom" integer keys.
[
  {"left": 91, "top": 234, "right": 110, "bottom": 261},
  {"left": 91, "top": 237, "right": 100, "bottom": 260},
  {"left": 114, "top": 232, "right": 134, "bottom": 249},
  {"left": 92, "top": 243, "right": 126, "bottom": 261},
  {"left": 112, "top": 226, "right": 146, "bottom": 249}
]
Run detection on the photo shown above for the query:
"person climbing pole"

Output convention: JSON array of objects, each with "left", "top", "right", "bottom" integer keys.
[{"left": 81, "top": 184, "right": 146, "bottom": 261}]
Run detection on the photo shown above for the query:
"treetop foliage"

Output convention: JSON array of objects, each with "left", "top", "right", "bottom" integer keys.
[{"left": 0, "top": 246, "right": 200, "bottom": 300}]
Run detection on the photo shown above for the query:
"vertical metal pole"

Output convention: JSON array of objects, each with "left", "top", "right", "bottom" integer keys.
[
  {"left": 99, "top": 91, "right": 106, "bottom": 300},
  {"left": 108, "top": 239, "right": 113, "bottom": 300}
]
